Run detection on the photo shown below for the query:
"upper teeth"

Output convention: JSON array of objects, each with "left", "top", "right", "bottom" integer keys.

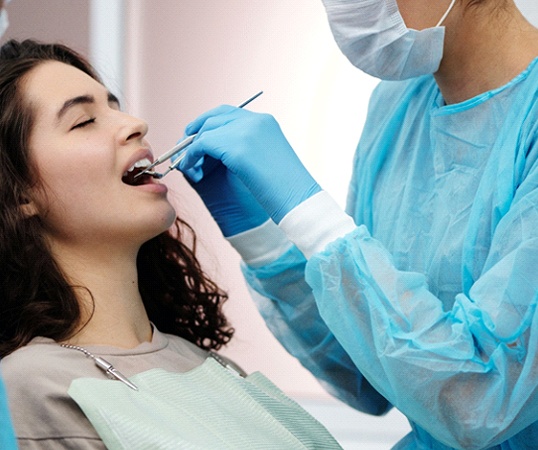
[{"left": 126, "top": 158, "right": 151, "bottom": 173}]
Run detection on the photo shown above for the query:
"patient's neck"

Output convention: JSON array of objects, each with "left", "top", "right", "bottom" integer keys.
[{"left": 52, "top": 240, "right": 153, "bottom": 348}]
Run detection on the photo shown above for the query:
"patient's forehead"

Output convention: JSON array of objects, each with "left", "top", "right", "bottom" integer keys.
[{"left": 23, "top": 61, "right": 105, "bottom": 121}]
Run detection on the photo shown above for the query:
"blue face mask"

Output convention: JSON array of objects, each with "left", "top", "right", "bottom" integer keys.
[{"left": 322, "top": 0, "right": 456, "bottom": 80}]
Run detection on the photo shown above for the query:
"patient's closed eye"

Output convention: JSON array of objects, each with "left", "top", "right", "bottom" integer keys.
[{"left": 71, "top": 118, "right": 95, "bottom": 130}]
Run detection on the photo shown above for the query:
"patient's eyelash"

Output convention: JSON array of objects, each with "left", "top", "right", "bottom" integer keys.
[{"left": 71, "top": 118, "right": 95, "bottom": 130}]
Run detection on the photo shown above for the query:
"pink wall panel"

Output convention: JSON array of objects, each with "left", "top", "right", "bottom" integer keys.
[{"left": 4, "top": 0, "right": 89, "bottom": 54}]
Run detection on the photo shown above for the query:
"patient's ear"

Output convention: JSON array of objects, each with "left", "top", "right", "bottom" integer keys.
[{"left": 19, "top": 194, "right": 39, "bottom": 218}]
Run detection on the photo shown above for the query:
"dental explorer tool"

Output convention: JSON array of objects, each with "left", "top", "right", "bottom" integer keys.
[{"left": 134, "top": 90, "right": 263, "bottom": 180}]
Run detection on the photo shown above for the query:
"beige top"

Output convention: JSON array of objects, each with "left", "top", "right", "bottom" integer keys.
[{"left": 1, "top": 327, "right": 209, "bottom": 449}]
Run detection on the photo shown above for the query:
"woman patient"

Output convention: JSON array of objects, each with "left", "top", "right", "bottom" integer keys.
[{"left": 0, "top": 39, "right": 340, "bottom": 449}]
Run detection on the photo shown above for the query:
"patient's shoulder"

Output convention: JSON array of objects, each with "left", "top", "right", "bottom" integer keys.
[
  {"left": 1, "top": 338, "right": 103, "bottom": 444},
  {"left": 1, "top": 338, "right": 67, "bottom": 383}
]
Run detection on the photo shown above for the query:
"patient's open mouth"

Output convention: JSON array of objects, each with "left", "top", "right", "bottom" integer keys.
[{"left": 122, "top": 158, "right": 153, "bottom": 186}]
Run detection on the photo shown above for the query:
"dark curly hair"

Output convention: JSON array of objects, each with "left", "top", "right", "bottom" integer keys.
[{"left": 0, "top": 39, "right": 234, "bottom": 357}]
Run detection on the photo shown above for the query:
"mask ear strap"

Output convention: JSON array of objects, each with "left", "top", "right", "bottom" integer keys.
[{"left": 436, "top": 0, "right": 457, "bottom": 27}]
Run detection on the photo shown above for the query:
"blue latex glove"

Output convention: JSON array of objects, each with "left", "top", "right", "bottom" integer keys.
[
  {"left": 181, "top": 155, "right": 270, "bottom": 237},
  {"left": 179, "top": 106, "right": 321, "bottom": 224}
]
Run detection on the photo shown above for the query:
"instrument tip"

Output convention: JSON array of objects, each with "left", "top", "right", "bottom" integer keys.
[{"left": 133, "top": 170, "right": 163, "bottom": 180}]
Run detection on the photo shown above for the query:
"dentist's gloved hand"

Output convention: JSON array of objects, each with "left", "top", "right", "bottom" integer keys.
[
  {"left": 179, "top": 106, "right": 321, "bottom": 224},
  {"left": 181, "top": 155, "right": 270, "bottom": 237}
]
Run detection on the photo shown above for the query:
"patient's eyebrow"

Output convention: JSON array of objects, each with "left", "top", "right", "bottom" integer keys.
[
  {"left": 56, "top": 95, "right": 94, "bottom": 122},
  {"left": 56, "top": 92, "right": 120, "bottom": 122}
]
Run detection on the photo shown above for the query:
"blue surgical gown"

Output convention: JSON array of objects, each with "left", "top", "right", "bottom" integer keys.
[
  {"left": 0, "top": 374, "right": 16, "bottom": 449},
  {"left": 239, "top": 57, "right": 538, "bottom": 449}
]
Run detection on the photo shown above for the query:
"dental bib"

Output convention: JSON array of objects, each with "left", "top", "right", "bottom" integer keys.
[{"left": 68, "top": 355, "right": 342, "bottom": 449}]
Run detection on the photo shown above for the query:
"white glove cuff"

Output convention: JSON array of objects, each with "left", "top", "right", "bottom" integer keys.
[
  {"left": 279, "top": 191, "right": 356, "bottom": 259},
  {"left": 227, "top": 220, "right": 293, "bottom": 267}
]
